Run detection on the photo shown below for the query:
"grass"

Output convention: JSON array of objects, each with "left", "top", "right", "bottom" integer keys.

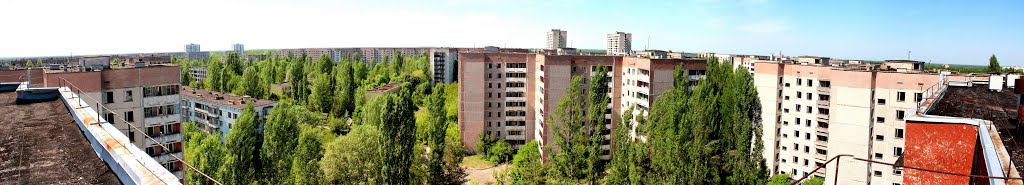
[{"left": 462, "top": 155, "right": 496, "bottom": 169}]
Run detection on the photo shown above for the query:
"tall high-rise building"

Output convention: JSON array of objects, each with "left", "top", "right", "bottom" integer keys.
[
  {"left": 607, "top": 32, "right": 632, "bottom": 56},
  {"left": 185, "top": 44, "right": 200, "bottom": 53},
  {"left": 547, "top": 29, "right": 567, "bottom": 49},
  {"left": 185, "top": 43, "right": 207, "bottom": 61},
  {"left": 233, "top": 43, "right": 244, "bottom": 55},
  {"left": 45, "top": 65, "right": 186, "bottom": 179},
  {"left": 429, "top": 48, "right": 458, "bottom": 86},
  {"left": 458, "top": 52, "right": 706, "bottom": 160},
  {"left": 753, "top": 60, "right": 991, "bottom": 185}
]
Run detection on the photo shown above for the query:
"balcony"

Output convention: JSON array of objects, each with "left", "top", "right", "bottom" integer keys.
[
  {"left": 815, "top": 126, "right": 828, "bottom": 133},
  {"left": 144, "top": 133, "right": 183, "bottom": 148},
  {"left": 144, "top": 115, "right": 180, "bottom": 127},
  {"left": 817, "top": 100, "right": 829, "bottom": 108},
  {"left": 815, "top": 139, "right": 827, "bottom": 147},
  {"left": 816, "top": 114, "right": 829, "bottom": 121},
  {"left": 816, "top": 86, "right": 830, "bottom": 95},
  {"left": 152, "top": 152, "right": 184, "bottom": 163},
  {"left": 143, "top": 94, "right": 179, "bottom": 107}
]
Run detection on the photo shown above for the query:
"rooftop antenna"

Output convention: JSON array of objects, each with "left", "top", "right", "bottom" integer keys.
[
  {"left": 907, "top": 50, "right": 911, "bottom": 60},
  {"left": 645, "top": 35, "right": 651, "bottom": 50}
]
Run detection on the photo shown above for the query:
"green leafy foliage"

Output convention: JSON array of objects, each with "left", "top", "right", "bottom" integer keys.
[
  {"left": 259, "top": 101, "right": 300, "bottom": 184},
  {"left": 291, "top": 127, "right": 325, "bottom": 185},
  {"left": 767, "top": 174, "right": 792, "bottom": 185},
  {"left": 321, "top": 124, "right": 381, "bottom": 183},
  {"left": 374, "top": 89, "right": 417, "bottom": 184},
  {"left": 224, "top": 104, "right": 259, "bottom": 185}
]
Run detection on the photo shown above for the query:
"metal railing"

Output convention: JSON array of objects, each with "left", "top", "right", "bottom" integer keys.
[
  {"left": 916, "top": 74, "right": 949, "bottom": 114},
  {"left": 790, "top": 154, "right": 1023, "bottom": 185},
  {"left": 58, "top": 77, "right": 222, "bottom": 185}
]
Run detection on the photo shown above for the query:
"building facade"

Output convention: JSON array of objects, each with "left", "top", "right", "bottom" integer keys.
[
  {"left": 753, "top": 60, "right": 971, "bottom": 185},
  {"left": 42, "top": 65, "right": 186, "bottom": 179},
  {"left": 233, "top": 43, "right": 245, "bottom": 55},
  {"left": 181, "top": 87, "right": 276, "bottom": 140},
  {"left": 429, "top": 48, "right": 458, "bottom": 85},
  {"left": 547, "top": 29, "right": 567, "bottom": 49},
  {"left": 606, "top": 32, "right": 632, "bottom": 56},
  {"left": 458, "top": 52, "right": 707, "bottom": 160},
  {"left": 185, "top": 43, "right": 208, "bottom": 61}
]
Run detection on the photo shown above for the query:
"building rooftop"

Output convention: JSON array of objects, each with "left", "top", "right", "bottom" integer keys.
[
  {"left": 367, "top": 83, "right": 403, "bottom": 93},
  {"left": 927, "top": 85, "right": 1024, "bottom": 174},
  {"left": 182, "top": 87, "right": 276, "bottom": 109},
  {"left": 0, "top": 92, "right": 120, "bottom": 184}
]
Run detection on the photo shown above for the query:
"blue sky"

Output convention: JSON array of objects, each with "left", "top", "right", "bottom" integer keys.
[{"left": 0, "top": 0, "right": 1021, "bottom": 66}]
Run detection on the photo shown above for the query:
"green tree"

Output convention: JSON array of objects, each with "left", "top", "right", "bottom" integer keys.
[
  {"left": 990, "top": 54, "right": 1001, "bottom": 73},
  {"left": 374, "top": 89, "right": 417, "bottom": 184},
  {"left": 183, "top": 122, "right": 227, "bottom": 185},
  {"left": 475, "top": 133, "right": 496, "bottom": 156},
  {"left": 239, "top": 64, "right": 263, "bottom": 97},
  {"left": 259, "top": 101, "right": 300, "bottom": 184},
  {"left": 425, "top": 85, "right": 450, "bottom": 184},
  {"left": 292, "top": 127, "right": 325, "bottom": 185},
  {"left": 110, "top": 58, "right": 124, "bottom": 68},
  {"left": 504, "top": 141, "right": 545, "bottom": 184},
  {"left": 767, "top": 174, "right": 791, "bottom": 185},
  {"left": 224, "top": 104, "right": 259, "bottom": 185},
  {"left": 333, "top": 58, "right": 355, "bottom": 116},
  {"left": 309, "top": 73, "right": 334, "bottom": 113},
  {"left": 801, "top": 176, "right": 824, "bottom": 185},
  {"left": 316, "top": 54, "right": 334, "bottom": 75},
  {"left": 225, "top": 52, "right": 243, "bottom": 76},
  {"left": 321, "top": 125, "right": 381, "bottom": 184},
  {"left": 638, "top": 59, "right": 765, "bottom": 184},
  {"left": 603, "top": 107, "right": 635, "bottom": 184},
  {"left": 584, "top": 65, "right": 611, "bottom": 181},
  {"left": 548, "top": 76, "right": 589, "bottom": 183},
  {"left": 441, "top": 119, "right": 468, "bottom": 184},
  {"left": 180, "top": 63, "right": 194, "bottom": 87},
  {"left": 288, "top": 56, "right": 309, "bottom": 104},
  {"left": 488, "top": 140, "right": 514, "bottom": 163},
  {"left": 206, "top": 58, "right": 224, "bottom": 91}
]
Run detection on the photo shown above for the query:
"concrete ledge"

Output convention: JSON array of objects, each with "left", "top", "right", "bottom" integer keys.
[{"left": 58, "top": 87, "right": 181, "bottom": 185}]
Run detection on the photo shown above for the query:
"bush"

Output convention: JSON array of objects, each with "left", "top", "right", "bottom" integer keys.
[
  {"left": 475, "top": 133, "right": 496, "bottom": 155},
  {"left": 487, "top": 141, "right": 514, "bottom": 163}
]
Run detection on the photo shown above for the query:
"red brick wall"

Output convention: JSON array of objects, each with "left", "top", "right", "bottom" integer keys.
[
  {"left": 0, "top": 69, "right": 44, "bottom": 84},
  {"left": 904, "top": 121, "right": 979, "bottom": 185}
]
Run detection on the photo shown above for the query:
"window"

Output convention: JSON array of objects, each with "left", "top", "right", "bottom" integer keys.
[
  {"left": 874, "top": 171, "right": 882, "bottom": 177},
  {"left": 915, "top": 93, "right": 923, "bottom": 102},
  {"left": 816, "top": 149, "right": 827, "bottom": 155},
  {"left": 125, "top": 111, "right": 134, "bottom": 122},
  {"left": 105, "top": 92, "right": 115, "bottom": 103},
  {"left": 896, "top": 110, "right": 905, "bottom": 120},
  {"left": 818, "top": 122, "right": 829, "bottom": 128},
  {"left": 796, "top": 105, "right": 801, "bottom": 112},
  {"left": 796, "top": 78, "right": 802, "bottom": 85},
  {"left": 875, "top": 153, "right": 883, "bottom": 159},
  {"left": 819, "top": 80, "right": 831, "bottom": 87},
  {"left": 105, "top": 113, "right": 115, "bottom": 123},
  {"left": 897, "top": 92, "right": 906, "bottom": 102},
  {"left": 894, "top": 147, "right": 904, "bottom": 156},
  {"left": 128, "top": 131, "right": 135, "bottom": 143},
  {"left": 876, "top": 117, "right": 885, "bottom": 123},
  {"left": 878, "top": 99, "right": 886, "bottom": 105},
  {"left": 125, "top": 90, "right": 133, "bottom": 102},
  {"left": 797, "top": 92, "right": 802, "bottom": 99},
  {"left": 806, "top": 79, "right": 813, "bottom": 87},
  {"left": 876, "top": 135, "right": 884, "bottom": 141},
  {"left": 895, "top": 129, "right": 905, "bottom": 138}
]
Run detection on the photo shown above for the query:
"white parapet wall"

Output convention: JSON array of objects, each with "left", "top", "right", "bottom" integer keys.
[{"left": 58, "top": 87, "right": 181, "bottom": 185}]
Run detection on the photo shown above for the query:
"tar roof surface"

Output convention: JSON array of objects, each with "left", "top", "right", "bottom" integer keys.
[
  {"left": 928, "top": 85, "right": 1024, "bottom": 174},
  {"left": 183, "top": 87, "right": 276, "bottom": 109},
  {"left": 0, "top": 92, "right": 120, "bottom": 184}
]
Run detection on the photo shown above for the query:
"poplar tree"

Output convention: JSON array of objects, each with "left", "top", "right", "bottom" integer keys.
[
  {"left": 259, "top": 101, "right": 299, "bottom": 184},
  {"left": 224, "top": 104, "right": 259, "bottom": 185},
  {"left": 548, "top": 76, "right": 589, "bottom": 183},
  {"left": 292, "top": 127, "right": 325, "bottom": 185},
  {"left": 375, "top": 87, "right": 417, "bottom": 184}
]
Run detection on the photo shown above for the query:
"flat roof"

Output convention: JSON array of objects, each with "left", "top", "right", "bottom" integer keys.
[
  {"left": 0, "top": 92, "right": 120, "bottom": 184},
  {"left": 928, "top": 85, "right": 1023, "bottom": 174},
  {"left": 182, "top": 87, "right": 276, "bottom": 109}
]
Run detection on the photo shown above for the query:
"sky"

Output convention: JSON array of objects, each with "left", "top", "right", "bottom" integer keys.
[{"left": 0, "top": 0, "right": 1021, "bottom": 66}]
